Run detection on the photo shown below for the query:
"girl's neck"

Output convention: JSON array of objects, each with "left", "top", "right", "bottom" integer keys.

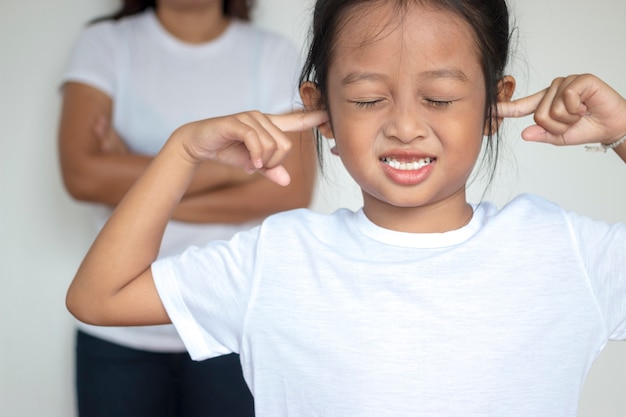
[
  {"left": 156, "top": 4, "right": 230, "bottom": 44},
  {"left": 363, "top": 190, "right": 474, "bottom": 234}
]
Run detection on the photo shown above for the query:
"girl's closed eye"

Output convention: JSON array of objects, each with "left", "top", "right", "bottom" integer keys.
[
  {"left": 424, "top": 98, "right": 455, "bottom": 108},
  {"left": 351, "top": 98, "right": 385, "bottom": 109}
]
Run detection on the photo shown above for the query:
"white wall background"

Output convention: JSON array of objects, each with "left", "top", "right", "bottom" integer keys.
[{"left": 1, "top": 0, "right": 624, "bottom": 416}]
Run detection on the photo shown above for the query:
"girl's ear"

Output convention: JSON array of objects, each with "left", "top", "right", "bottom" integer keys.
[
  {"left": 484, "top": 75, "right": 516, "bottom": 135},
  {"left": 300, "top": 81, "right": 334, "bottom": 139}
]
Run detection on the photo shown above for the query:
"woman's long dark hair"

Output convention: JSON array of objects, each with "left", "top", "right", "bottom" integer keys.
[{"left": 93, "top": 0, "right": 255, "bottom": 22}]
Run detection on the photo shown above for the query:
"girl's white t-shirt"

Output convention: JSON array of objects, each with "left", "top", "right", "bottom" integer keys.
[{"left": 153, "top": 194, "right": 626, "bottom": 416}]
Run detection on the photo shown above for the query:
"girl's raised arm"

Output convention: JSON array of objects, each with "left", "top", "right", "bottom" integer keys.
[
  {"left": 65, "top": 110, "right": 328, "bottom": 327},
  {"left": 498, "top": 74, "right": 626, "bottom": 162}
]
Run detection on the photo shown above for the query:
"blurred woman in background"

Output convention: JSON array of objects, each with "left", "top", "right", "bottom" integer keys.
[{"left": 58, "top": 0, "right": 315, "bottom": 415}]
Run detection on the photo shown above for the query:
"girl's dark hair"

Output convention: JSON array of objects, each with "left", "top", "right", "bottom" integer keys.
[
  {"left": 300, "top": 0, "right": 513, "bottom": 183},
  {"left": 93, "top": 0, "right": 255, "bottom": 22}
]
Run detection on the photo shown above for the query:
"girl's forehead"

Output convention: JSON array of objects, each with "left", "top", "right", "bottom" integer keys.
[{"left": 332, "top": 2, "right": 478, "bottom": 63}]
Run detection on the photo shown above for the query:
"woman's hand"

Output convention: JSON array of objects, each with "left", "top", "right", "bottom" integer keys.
[
  {"left": 93, "top": 115, "right": 129, "bottom": 154},
  {"left": 497, "top": 74, "right": 626, "bottom": 149}
]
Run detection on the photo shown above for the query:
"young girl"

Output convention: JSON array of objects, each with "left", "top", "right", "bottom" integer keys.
[{"left": 67, "top": 0, "right": 626, "bottom": 415}]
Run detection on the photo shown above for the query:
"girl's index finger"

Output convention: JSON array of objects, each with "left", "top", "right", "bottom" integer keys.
[
  {"left": 269, "top": 110, "right": 329, "bottom": 133},
  {"left": 497, "top": 89, "right": 546, "bottom": 119}
]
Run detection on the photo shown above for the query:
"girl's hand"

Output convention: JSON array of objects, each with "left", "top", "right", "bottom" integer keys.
[
  {"left": 497, "top": 74, "right": 626, "bottom": 147},
  {"left": 174, "top": 110, "right": 328, "bottom": 186}
]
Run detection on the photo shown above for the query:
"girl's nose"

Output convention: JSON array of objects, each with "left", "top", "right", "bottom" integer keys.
[{"left": 383, "top": 101, "right": 428, "bottom": 143}]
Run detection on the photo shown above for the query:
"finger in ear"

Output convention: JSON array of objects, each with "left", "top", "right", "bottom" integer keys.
[
  {"left": 484, "top": 75, "right": 517, "bottom": 135},
  {"left": 299, "top": 82, "right": 334, "bottom": 139}
]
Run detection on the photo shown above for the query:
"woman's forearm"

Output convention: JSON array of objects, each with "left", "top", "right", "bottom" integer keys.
[
  {"left": 59, "top": 82, "right": 252, "bottom": 207},
  {"left": 63, "top": 152, "right": 255, "bottom": 207},
  {"left": 173, "top": 171, "right": 314, "bottom": 223}
]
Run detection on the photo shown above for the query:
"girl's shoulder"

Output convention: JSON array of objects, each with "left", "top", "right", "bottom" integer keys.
[
  {"left": 262, "top": 207, "right": 356, "bottom": 228},
  {"left": 484, "top": 193, "right": 623, "bottom": 234},
  {"left": 258, "top": 207, "right": 359, "bottom": 240},
  {"left": 496, "top": 193, "right": 563, "bottom": 216},
  {"left": 481, "top": 193, "right": 571, "bottom": 227}
]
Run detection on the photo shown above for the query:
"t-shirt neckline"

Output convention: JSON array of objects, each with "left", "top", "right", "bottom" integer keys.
[
  {"left": 353, "top": 203, "right": 487, "bottom": 249},
  {"left": 144, "top": 9, "right": 239, "bottom": 53}
]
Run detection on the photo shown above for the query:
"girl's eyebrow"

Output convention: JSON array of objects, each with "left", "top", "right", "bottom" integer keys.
[
  {"left": 419, "top": 68, "right": 469, "bottom": 82},
  {"left": 341, "top": 68, "right": 469, "bottom": 86},
  {"left": 341, "top": 72, "right": 387, "bottom": 86}
]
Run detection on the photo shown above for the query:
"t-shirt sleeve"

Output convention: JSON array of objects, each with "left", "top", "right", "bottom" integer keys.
[
  {"left": 570, "top": 212, "right": 626, "bottom": 340},
  {"left": 61, "top": 22, "right": 118, "bottom": 96},
  {"left": 256, "top": 35, "right": 304, "bottom": 114},
  {"left": 151, "top": 226, "right": 261, "bottom": 360}
]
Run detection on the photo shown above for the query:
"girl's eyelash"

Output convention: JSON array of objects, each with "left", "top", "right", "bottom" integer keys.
[
  {"left": 352, "top": 98, "right": 454, "bottom": 108},
  {"left": 426, "top": 99, "right": 454, "bottom": 107},
  {"left": 353, "top": 100, "right": 382, "bottom": 108}
]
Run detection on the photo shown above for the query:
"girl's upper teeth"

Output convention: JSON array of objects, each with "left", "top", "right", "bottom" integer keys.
[{"left": 381, "top": 157, "right": 433, "bottom": 170}]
